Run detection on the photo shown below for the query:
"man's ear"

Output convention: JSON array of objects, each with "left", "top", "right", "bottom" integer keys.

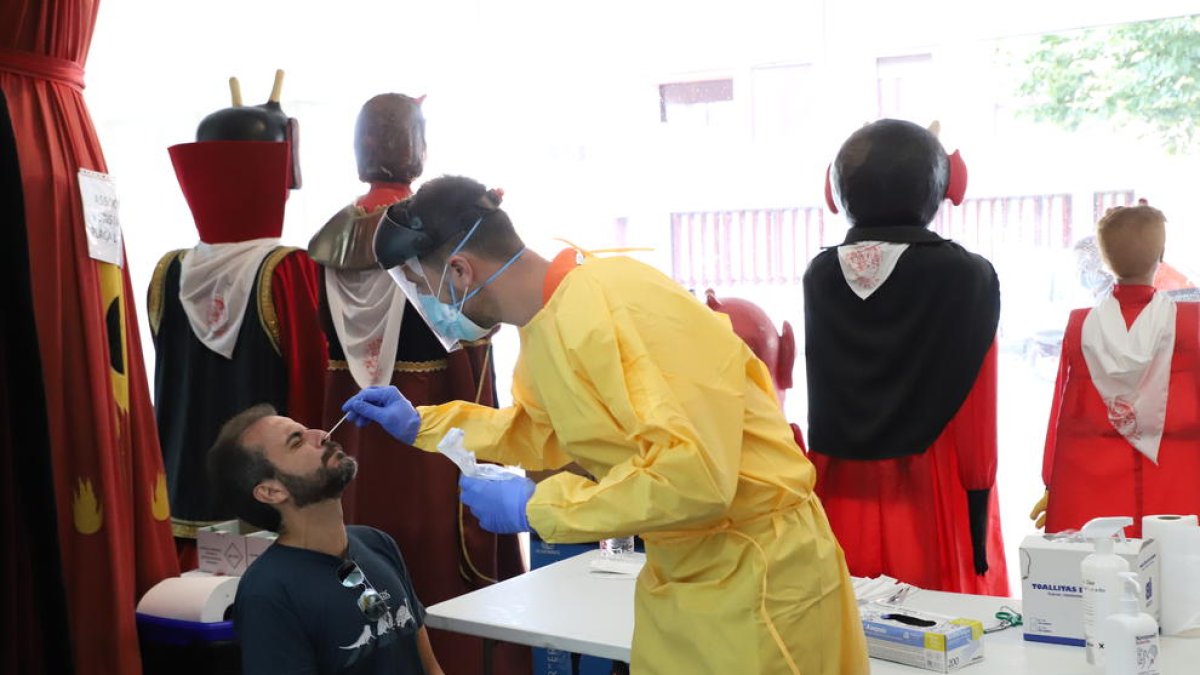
[
  {"left": 253, "top": 479, "right": 288, "bottom": 506},
  {"left": 446, "top": 254, "right": 477, "bottom": 288}
]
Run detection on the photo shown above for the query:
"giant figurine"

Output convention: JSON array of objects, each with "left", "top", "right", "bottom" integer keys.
[
  {"left": 149, "top": 72, "right": 327, "bottom": 553},
  {"left": 704, "top": 289, "right": 806, "bottom": 449},
  {"left": 1034, "top": 205, "right": 1200, "bottom": 538},
  {"left": 1, "top": 3, "right": 178, "bottom": 673},
  {"left": 307, "top": 93, "right": 527, "bottom": 675},
  {"left": 804, "top": 119, "right": 1009, "bottom": 595}
]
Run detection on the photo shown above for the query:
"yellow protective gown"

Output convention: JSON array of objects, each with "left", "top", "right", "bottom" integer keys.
[{"left": 414, "top": 255, "right": 867, "bottom": 674}]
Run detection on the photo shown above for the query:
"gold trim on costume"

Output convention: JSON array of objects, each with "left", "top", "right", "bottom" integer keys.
[
  {"left": 459, "top": 501, "right": 499, "bottom": 585},
  {"left": 148, "top": 250, "right": 185, "bottom": 336},
  {"left": 257, "top": 246, "right": 300, "bottom": 356},
  {"left": 171, "top": 517, "right": 226, "bottom": 539},
  {"left": 474, "top": 342, "right": 492, "bottom": 404},
  {"left": 327, "top": 358, "right": 450, "bottom": 373}
]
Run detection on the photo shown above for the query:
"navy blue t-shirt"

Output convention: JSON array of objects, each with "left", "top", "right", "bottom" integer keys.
[{"left": 234, "top": 526, "right": 427, "bottom": 674}]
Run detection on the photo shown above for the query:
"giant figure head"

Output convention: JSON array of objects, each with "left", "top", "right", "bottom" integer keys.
[
  {"left": 196, "top": 71, "right": 302, "bottom": 189},
  {"left": 704, "top": 290, "right": 795, "bottom": 405},
  {"left": 825, "top": 119, "right": 966, "bottom": 228},
  {"left": 169, "top": 71, "right": 301, "bottom": 243},
  {"left": 355, "top": 93, "right": 426, "bottom": 186}
]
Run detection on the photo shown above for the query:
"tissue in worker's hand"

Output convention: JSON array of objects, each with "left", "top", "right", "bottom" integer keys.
[
  {"left": 437, "top": 428, "right": 523, "bottom": 480},
  {"left": 859, "top": 602, "right": 984, "bottom": 672}
]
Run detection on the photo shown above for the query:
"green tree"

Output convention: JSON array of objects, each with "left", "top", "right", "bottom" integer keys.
[{"left": 1015, "top": 15, "right": 1200, "bottom": 154}]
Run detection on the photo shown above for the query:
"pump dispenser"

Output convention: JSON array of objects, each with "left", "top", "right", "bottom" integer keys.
[
  {"left": 1103, "top": 572, "right": 1160, "bottom": 675},
  {"left": 1081, "top": 516, "right": 1134, "bottom": 665}
]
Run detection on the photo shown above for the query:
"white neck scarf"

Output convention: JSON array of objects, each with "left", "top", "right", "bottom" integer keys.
[
  {"left": 326, "top": 269, "right": 407, "bottom": 389},
  {"left": 178, "top": 238, "right": 279, "bottom": 359},
  {"left": 837, "top": 241, "right": 911, "bottom": 300},
  {"left": 1081, "top": 291, "right": 1176, "bottom": 464}
]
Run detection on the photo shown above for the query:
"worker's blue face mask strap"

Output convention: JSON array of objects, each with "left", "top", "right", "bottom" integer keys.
[{"left": 422, "top": 216, "right": 525, "bottom": 343}]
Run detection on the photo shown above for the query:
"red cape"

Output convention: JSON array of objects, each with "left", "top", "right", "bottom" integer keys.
[
  {"left": 812, "top": 344, "right": 1010, "bottom": 595},
  {"left": 1043, "top": 288, "right": 1200, "bottom": 538}
]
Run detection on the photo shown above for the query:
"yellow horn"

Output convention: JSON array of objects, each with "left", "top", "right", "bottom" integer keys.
[
  {"left": 927, "top": 120, "right": 941, "bottom": 137},
  {"left": 269, "top": 69, "right": 285, "bottom": 103},
  {"left": 229, "top": 77, "right": 243, "bottom": 107}
]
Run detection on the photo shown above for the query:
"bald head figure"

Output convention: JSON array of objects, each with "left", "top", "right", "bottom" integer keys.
[
  {"left": 831, "top": 119, "right": 949, "bottom": 228},
  {"left": 1097, "top": 205, "right": 1166, "bottom": 282},
  {"left": 355, "top": 93, "right": 426, "bottom": 184}
]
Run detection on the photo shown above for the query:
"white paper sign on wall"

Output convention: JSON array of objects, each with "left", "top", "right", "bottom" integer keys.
[{"left": 77, "top": 168, "right": 124, "bottom": 267}]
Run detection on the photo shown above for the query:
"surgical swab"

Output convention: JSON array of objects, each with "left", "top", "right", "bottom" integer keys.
[{"left": 323, "top": 411, "right": 350, "bottom": 444}]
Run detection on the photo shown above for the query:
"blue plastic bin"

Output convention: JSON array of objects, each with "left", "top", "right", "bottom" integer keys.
[{"left": 136, "top": 613, "right": 240, "bottom": 675}]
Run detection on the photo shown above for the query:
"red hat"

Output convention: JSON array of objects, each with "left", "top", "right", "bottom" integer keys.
[{"left": 169, "top": 141, "right": 290, "bottom": 244}]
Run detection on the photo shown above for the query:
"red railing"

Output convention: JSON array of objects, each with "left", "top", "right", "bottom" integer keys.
[
  {"left": 1092, "top": 190, "right": 1136, "bottom": 223},
  {"left": 672, "top": 194, "right": 1076, "bottom": 289},
  {"left": 670, "top": 207, "right": 826, "bottom": 289},
  {"left": 930, "top": 193, "right": 1073, "bottom": 259}
]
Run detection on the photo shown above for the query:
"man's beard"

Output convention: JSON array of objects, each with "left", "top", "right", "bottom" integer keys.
[{"left": 278, "top": 440, "right": 358, "bottom": 508}]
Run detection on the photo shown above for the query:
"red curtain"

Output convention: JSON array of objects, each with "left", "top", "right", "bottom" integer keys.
[{"left": 0, "top": 3, "right": 179, "bottom": 675}]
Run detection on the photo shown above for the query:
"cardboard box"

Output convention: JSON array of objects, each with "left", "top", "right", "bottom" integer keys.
[
  {"left": 860, "top": 602, "right": 984, "bottom": 672},
  {"left": 197, "top": 521, "right": 277, "bottom": 576},
  {"left": 245, "top": 531, "right": 276, "bottom": 568},
  {"left": 1019, "top": 534, "right": 1160, "bottom": 647}
]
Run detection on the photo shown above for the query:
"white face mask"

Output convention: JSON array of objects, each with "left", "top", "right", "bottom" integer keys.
[{"left": 384, "top": 216, "right": 524, "bottom": 350}]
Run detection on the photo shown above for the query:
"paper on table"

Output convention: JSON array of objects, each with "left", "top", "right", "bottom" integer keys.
[
  {"left": 589, "top": 552, "right": 646, "bottom": 577},
  {"left": 1143, "top": 514, "right": 1200, "bottom": 636},
  {"left": 437, "top": 428, "right": 524, "bottom": 481},
  {"left": 851, "top": 575, "right": 915, "bottom": 605}
]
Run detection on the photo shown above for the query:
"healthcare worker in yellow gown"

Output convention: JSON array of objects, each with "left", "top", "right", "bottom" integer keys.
[{"left": 343, "top": 176, "right": 868, "bottom": 675}]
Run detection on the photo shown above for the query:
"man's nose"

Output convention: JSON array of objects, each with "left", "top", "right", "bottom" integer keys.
[{"left": 303, "top": 429, "right": 326, "bottom": 447}]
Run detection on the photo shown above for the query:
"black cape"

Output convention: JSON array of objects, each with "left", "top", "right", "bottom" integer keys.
[
  {"left": 804, "top": 225, "right": 1000, "bottom": 460},
  {"left": 149, "top": 249, "right": 290, "bottom": 532}
]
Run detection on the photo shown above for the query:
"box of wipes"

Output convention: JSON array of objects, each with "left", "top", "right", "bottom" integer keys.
[
  {"left": 1019, "top": 533, "right": 1160, "bottom": 646},
  {"left": 197, "top": 520, "right": 278, "bottom": 576},
  {"left": 859, "top": 602, "right": 984, "bottom": 672}
]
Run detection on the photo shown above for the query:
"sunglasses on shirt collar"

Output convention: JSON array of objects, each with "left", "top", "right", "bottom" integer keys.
[{"left": 337, "top": 559, "right": 389, "bottom": 622}]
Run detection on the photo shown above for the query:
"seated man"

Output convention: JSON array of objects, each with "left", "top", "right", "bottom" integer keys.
[
  {"left": 1035, "top": 205, "right": 1200, "bottom": 537},
  {"left": 207, "top": 405, "right": 443, "bottom": 675}
]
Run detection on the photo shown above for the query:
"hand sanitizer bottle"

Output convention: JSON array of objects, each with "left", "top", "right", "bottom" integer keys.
[
  {"left": 1081, "top": 516, "right": 1133, "bottom": 666},
  {"left": 1103, "top": 572, "right": 1160, "bottom": 675}
]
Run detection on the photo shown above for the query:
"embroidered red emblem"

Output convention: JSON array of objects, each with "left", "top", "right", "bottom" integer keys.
[
  {"left": 1106, "top": 397, "right": 1141, "bottom": 440},
  {"left": 845, "top": 244, "right": 883, "bottom": 288},
  {"left": 207, "top": 294, "right": 228, "bottom": 336},
  {"left": 363, "top": 336, "right": 384, "bottom": 382}
]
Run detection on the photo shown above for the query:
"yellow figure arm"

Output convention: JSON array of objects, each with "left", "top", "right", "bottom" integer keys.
[
  {"left": 524, "top": 268, "right": 745, "bottom": 543},
  {"left": 1030, "top": 489, "right": 1048, "bottom": 530},
  {"left": 413, "top": 357, "right": 572, "bottom": 471}
]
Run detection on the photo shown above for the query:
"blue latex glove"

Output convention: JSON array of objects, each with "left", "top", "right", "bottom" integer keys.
[
  {"left": 341, "top": 386, "right": 421, "bottom": 445},
  {"left": 459, "top": 475, "right": 536, "bottom": 534}
]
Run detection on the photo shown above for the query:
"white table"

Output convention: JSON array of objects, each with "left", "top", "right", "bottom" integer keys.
[
  {"left": 426, "top": 550, "right": 1200, "bottom": 673},
  {"left": 425, "top": 549, "right": 635, "bottom": 671}
]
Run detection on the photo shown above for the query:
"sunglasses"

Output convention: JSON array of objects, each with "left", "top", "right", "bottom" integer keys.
[{"left": 337, "top": 560, "right": 389, "bottom": 621}]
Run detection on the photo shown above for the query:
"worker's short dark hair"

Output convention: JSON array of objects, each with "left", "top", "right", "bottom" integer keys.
[{"left": 410, "top": 175, "right": 524, "bottom": 262}]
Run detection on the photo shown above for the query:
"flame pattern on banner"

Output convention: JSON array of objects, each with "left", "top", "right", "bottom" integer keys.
[
  {"left": 152, "top": 471, "right": 170, "bottom": 521},
  {"left": 73, "top": 477, "right": 103, "bottom": 535}
]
